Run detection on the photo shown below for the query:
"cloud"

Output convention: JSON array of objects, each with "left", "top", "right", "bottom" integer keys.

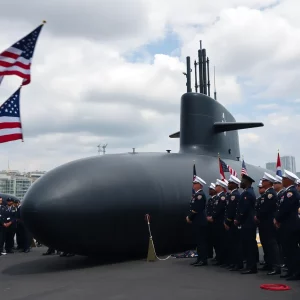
[
  {"left": 255, "top": 103, "right": 280, "bottom": 110},
  {"left": 0, "top": 0, "right": 299, "bottom": 175}
]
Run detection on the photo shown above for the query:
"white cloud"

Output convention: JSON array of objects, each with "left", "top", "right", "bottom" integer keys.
[
  {"left": 255, "top": 103, "right": 280, "bottom": 110},
  {"left": 0, "top": 0, "right": 299, "bottom": 175}
]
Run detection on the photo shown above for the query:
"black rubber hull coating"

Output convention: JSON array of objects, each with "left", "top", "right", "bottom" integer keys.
[{"left": 21, "top": 152, "right": 270, "bottom": 259}]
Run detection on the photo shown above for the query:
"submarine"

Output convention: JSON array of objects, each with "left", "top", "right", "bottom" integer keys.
[{"left": 21, "top": 42, "right": 272, "bottom": 260}]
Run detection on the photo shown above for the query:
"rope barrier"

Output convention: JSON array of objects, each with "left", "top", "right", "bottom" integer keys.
[
  {"left": 260, "top": 284, "right": 291, "bottom": 291},
  {"left": 145, "top": 214, "right": 171, "bottom": 261}
]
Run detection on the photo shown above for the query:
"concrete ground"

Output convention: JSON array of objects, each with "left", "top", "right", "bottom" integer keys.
[{"left": 0, "top": 247, "right": 299, "bottom": 300}]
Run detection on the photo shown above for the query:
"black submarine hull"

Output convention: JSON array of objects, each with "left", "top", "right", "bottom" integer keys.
[
  {"left": 21, "top": 43, "right": 267, "bottom": 260},
  {"left": 21, "top": 152, "right": 269, "bottom": 258}
]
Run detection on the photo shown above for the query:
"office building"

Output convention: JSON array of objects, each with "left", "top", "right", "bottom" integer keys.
[
  {"left": 0, "top": 172, "right": 33, "bottom": 200},
  {"left": 281, "top": 156, "right": 296, "bottom": 173},
  {"left": 266, "top": 155, "right": 296, "bottom": 174}
]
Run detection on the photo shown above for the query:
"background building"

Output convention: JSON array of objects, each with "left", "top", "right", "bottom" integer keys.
[
  {"left": 266, "top": 155, "right": 297, "bottom": 174},
  {"left": 0, "top": 170, "right": 46, "bottom": 200},
  {"left": 265, "top": 162, "right": 276, "bottom": 173}
]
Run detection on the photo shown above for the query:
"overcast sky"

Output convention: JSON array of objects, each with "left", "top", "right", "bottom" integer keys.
[{"left": 0, "top": 0, "right": 299, "bottom": 172}]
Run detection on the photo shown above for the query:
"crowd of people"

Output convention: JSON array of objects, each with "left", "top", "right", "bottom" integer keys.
[
  {"left": 0, "top": 196, "right": 75, "bottom": 258},
  {"left": 187, "top": 169, "right": 300, "bottom": 281},
  {"left": 0, "top": 197, "right": 31, "bottom": 255}
]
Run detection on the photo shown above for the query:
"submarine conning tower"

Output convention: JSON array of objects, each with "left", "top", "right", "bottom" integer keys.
[
  {"left": 179, "top": 92, "right": 240, "bottom": 160},
  {"left": 169, "top": 40, "right": 263, "bottom": 160}
]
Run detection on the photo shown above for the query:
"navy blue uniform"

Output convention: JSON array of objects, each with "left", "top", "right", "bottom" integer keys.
[
  {"left": 0, "top": 205, "right": 6, "bottom": 254},
  {"left": 256, "top": 187, "right": 280, "bottom": 270},
  {"left": 212, "top": 191, "right": 227, "bottom": 264},
  {"left": 236, "top": 187, "right": 257, "bottom": 271},
  {"left": 275, "top": 185, "right": 300, "bottom": 275},
  {"left": 16, "top": 205, "right": 32, "bottom": 252},
  {"left": 276, "top": 189, "right": 285, "bottom": 264},
  {"left": 206, "top": 195, "right": 216, "bottom": 259},
  {"left": 3, "top": 205, "right": 17, "bottom": 252},
  {"left": 224, "top": 189, "right": 241, "bottom": 267},
  {"left": 189, "top": 189, "right": 208, "bottom": 262}
]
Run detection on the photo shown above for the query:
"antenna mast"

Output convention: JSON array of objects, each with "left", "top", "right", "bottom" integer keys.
[
  {"left": 198, "top": 41, "right": 203, "bottom": 93},
  {"left": 202, "top": 49, "right": 207, "bottom": 95},
  {"left": 185, "top": 56, "right": 192, "bottom": 92},
  {"left": 207, "top": 57, "right": 210, "bottom": 97},
  {"left": 97, "top": 143, "right": 108, "bottom": 155},
  {"left": 194, "top": 60, "right": 198, "bottom": 92},
  {"left": 214, "top": 66, "right": 217, "bottom": 100}
]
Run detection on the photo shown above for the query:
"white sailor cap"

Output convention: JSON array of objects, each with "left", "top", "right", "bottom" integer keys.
[
  {"left": 224, "top": 179, "right": 229, "bottom": 185},
  {"left": 274, "top": 175, "right": 282, "bottom": 184},
  {"left": 193, "top": 176, "right": 206, "bottom": 185},
  {"left": 228, "top": 175, "right": 241, "bottom": 185},
  {"left": 258, "top": 180, "right": 263, "bottom": 188},
  {"left": 282, "top": 169, "right": 299, "bottom": 183},
  {"left": 215, "top": 179, "right": 228, "bottom": 189},
  {"left": 296, "top": 178, "right": 300, "bottom": 185},
  {"left": 209, "top": 183, "right": 216, "bottom": 190},
  {"left": 262, "top": 172, "right": 276, "bottom": 183}
]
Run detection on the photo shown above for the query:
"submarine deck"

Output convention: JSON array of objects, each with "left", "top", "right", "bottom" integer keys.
[{"left": 1, "top": 247, "right": 299, "bottom": 299}]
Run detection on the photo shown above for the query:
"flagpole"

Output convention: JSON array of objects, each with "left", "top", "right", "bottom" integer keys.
[{"left": 18, "top": 85, "right": 24, "bottom": 142}]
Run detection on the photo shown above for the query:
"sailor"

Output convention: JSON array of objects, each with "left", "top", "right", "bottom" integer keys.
[
  {"left": 206, "top": 183, "right": 217, "bottom": 260},
  {"left": 3, "top": 197, "right": 17, "bottom": 253},
  {"left": 15, "top": 201, "right": 31, "bottom": 253},
  {"left": 0, "top": 197, "right": 6, "bottom": 256},
  {"left": 254, "top": 180, "right": 265, "bottom": 265},
  {"left": 273, "top": 175, "right": 286, "bottom": 266},
  {"left": 296, "top": 179, "right": 300, "bottom": 194},
  {"left": 207, "top": 179, "right": 227, "bottom": 266},
  {"left": 187, "top": 175, "right": 208, "bottom": 266},
  {"left": 256, "top": 172, "right": 280, "bottom": 275},
  {"left": 234, "top": 174, "right": 257, "bottom": 274},
  {"left": 274, "top": 170, "right": 300, "bottom": 280},
  {"left": 14, "top": 199, "right": 23, "bottom": 251},
  {"left": 296, "top": 179, "right": 300, "bottom": 249},
  {"left": 224, "top": 175, "right": 242, "bottom": 271}
]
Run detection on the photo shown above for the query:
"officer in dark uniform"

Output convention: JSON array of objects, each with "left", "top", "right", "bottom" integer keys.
[
  {"left": 255, "top": 180, "right": 265, "bottom": 265},
  {"left": 296, "top": 179, "right": 300, "bottom": 247},
  {"left": 234, "top": 174, "right": 257, "bottom": 274},
  {"left": 273, "top": 175, "right": 286, "bottom": 266},
  {"left": 187, "top": 175, "right": 208, "bottom": 266},
  {"left": 16, "top": 202, "right": 31, "bottom": 253},
  {"left": 0, "top": 197, "right": 6, "bottom": 256},
  {"left": 4, "top": 197, "right": 17, "bottom": 253},
  {"left": 14, "top": 199, "right": 23, "bottom": 250},
  {"left": 206, "top": 183, "right": 217, "bottom": 259},
  {"left": 207, "top": 179, "right": 228, "bottom": 266},
  {"left": 274, "top": 169, "right": 300, "bottom": 280},
  {"left": 256, "top": 172, "right": 280, "bottom": 275},
  {"left": 224, "top": 175, "right": 242, "bottom": 271}
]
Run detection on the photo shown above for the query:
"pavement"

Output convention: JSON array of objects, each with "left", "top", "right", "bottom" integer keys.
[{"left": 0, "top": 247, "right": 299, "bottom": 300}]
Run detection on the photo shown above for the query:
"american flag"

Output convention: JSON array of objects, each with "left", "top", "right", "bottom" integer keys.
[
  {"left": 241, "top": 159, "right": 248, "bottom": 176},
  {"left": 276, "top": 152, "right": 282, "bottom": 177},
  {"left": 0, "top": 23, "right": 44, "bottom": 86},
  {"left": 0, "top": 88, "right": 23, "bottom": 143},
  {"left": 219, "top": 158, "right": 237, "bottom": 180}
]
